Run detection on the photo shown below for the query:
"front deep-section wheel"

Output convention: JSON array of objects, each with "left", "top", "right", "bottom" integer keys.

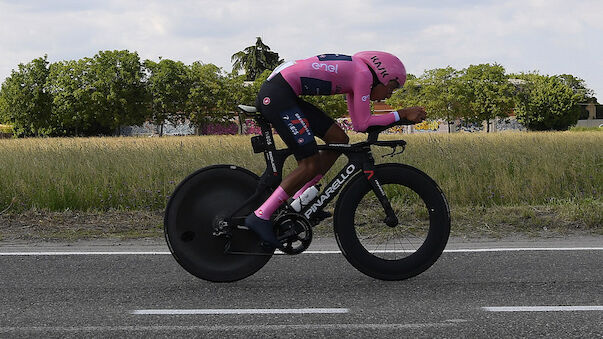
[
  {"left": 334, "top": 164, "right": 450, "bottom": 281},
  {"left": 165, "top": 165, "right": 273, "bottom": 282}
]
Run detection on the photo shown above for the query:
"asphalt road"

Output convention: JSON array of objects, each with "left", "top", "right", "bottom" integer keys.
[{"left": 0, "top": 237, "right": 602, "bottom": 338}]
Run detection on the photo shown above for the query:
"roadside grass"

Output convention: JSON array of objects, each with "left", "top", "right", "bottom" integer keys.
[
  {"left": 449, "top": 199, "right": 603, "bottom": 237},
  {"left": 0, "top": 131, "right": 601, "bottom": 239},
  {"left": 0, "top": 131, "right": 601, "bottom": 211},
  {"left": 570, "top": 126, "right": 602, "bottom": 132},
  {"left": 0, "top": 200, "right": 600, "bottom": 241},
  {"left": 0, "top": 209, "right": 164, "bottom": 241}
]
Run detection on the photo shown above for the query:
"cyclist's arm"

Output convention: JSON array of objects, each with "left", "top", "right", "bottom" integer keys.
[{"left": 347, "top": 92, "right": 399, "bottom": 133}]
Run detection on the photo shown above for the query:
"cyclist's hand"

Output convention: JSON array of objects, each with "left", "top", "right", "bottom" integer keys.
[{"left": 397, "top": 107, "right": 427, "bottom": 123}]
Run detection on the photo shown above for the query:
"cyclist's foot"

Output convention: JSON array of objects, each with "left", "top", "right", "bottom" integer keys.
[{"left": 245, "top": 214, "right": 284, "bottom": 250}]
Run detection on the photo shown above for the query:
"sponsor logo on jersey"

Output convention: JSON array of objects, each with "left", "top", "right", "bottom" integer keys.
[
  {"left": 362, "top": 95, "right": 369, "bottom": 102},
  {"left": 263, "top": 97, "right": 271, "bottom": 105},
  {"left": 287, "top": 122, "right": 298, "bottom": 135},
  {"left": 312, "top": 62, "right": 339, "bottom": 74},
  {"left": 369, "top": 55, "right": 390, "bottom": 78},
  {"left": 292, "top": 113, "right": 311, "bottom": 136},
  {"left": 266, "top": 151, "right": 277, "bottom": 173},
  {"left": 282, "top": 110, "right": 312, "bottom": 142}
]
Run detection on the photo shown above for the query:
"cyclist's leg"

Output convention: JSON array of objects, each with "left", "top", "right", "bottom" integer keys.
[
  {"left": 256, "top": 77, "right": 324, "bottom": 197},
  {"left": 296, "top": 99, "right": 349, "bottom": 178},
  {"left": 274, "top": 98, "right": 351, "bottom": 197},
  {"left": 247, "top": 75, "right": 322, "bottom": 247},
  {"left": 263, "top": 107, "right": 322, "bottom": 196},
  {"left": 290, "top": 122, "right": 348, "bottom": 199}
]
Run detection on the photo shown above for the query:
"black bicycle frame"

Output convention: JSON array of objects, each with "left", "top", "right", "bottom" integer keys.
[{"left": 227, "top": 112, "right": 407, "bottom": 228}]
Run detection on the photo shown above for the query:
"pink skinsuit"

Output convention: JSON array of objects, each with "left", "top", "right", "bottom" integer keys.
[{"left": 271, "top": 54, "right": 397, "bottom": 132}]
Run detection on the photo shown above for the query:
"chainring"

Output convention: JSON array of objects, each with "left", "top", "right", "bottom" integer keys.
[{"left": 274, "top": 212, "right": 313, "bottom": 255}]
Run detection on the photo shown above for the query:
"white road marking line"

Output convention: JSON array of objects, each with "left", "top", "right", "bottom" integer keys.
[
  {"left": 483, "top": 306, "right": 603, "bottom": 312},
  {"left": 0, "top": 247, "right": 601, "bottom": 256},
  {"left": 0, "top": 323, "right": 457, "bottom": 333},
  {"left": 445, "top": 247, "right": 603, "bottom": 253},
  {"left": 132, "top": 308, "right": 349, "bottom": 315},
  {"left": 0, "top": 251, "right": 169, "bottom": 256}
]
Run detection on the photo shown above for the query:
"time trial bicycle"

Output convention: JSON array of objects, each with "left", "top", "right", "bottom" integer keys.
[{"left": 164, "top": 104, "right": 451, "bottom": 282}]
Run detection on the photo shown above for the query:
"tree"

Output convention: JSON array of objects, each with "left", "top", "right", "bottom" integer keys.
[
  {"left": 461, "top": 63, "right": 515, "bottom": 132},
  {"left": 0, "top": 93, "right": 6, "bottom": 124},
  {"left": 187, "top": 62, "right": 227, "bottom": 130},
  {"left": 46, "top": 58, "right": 105, "bottom": 136},
  {"left": 144, "top": 59, "right": 189, "bottom": 136},
  {"left": 231, "top": 37, "right": 283, "bottom": 81},
  {"left": 221, "top": 71, "right": 253, "bottom": 113},
  {"left": 388, "top": 69, "right": 468, "bottom": 132},
  {"left": 220, "top": 71, "right": 257, "bottom": 134},
  {"left": 557, "top": 74, "right": 596, "bottom": 103},
  {"left": 387, "top": 74, "right": 423, "bottom": 107},
  {"left": 514, "top": 73, "right": 583, "bottom": 130},
  {"left": 0, "top": 56, "right": 52, "bottom": 136},
  {"left": 87, "top": 50, "right": 149, "bottom": 135}
]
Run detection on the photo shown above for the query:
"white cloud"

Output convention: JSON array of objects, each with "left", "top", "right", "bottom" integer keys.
[{"left": 0, "top": 0, "right": 601, "bottom": 97}]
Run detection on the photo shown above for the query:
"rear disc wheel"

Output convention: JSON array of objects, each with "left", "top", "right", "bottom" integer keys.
[{"left": 164, "top": 165, "right": 273, "bottom": 282}]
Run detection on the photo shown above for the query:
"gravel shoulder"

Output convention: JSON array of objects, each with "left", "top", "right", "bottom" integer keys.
[{"left": 0, "top": 208, "right": 600, "bottom": 243}]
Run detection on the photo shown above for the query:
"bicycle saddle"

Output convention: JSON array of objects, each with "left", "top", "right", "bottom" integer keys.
[{"left": 238, "top": 105, "right": 257, "bottom": 113}]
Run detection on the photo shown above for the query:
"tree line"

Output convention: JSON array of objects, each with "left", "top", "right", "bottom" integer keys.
[
  {"left": 387, "top": 64, "right": 596, "bottom": 131},
  {"left": 0, "top": 51, "right": 264, "bottom": 137},
  {"left": 0, "top": 39, "right": 596, "bottom": 137}
]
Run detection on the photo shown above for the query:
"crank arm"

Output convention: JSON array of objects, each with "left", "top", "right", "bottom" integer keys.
[
  {"left": 223, "top": 240, "right": 274, "bottom": 256},
  {"left": 224, "top": 250, "right": 274, "bottom": 256}
]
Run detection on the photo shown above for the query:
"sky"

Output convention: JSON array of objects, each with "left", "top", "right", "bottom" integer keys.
[{"left": 1, "top": 0, "right": 602, "bottom": 98}]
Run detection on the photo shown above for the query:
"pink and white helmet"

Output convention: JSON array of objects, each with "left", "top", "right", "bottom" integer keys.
[{"left": 353, "top": 51, "right": 406, "bottom": 88}]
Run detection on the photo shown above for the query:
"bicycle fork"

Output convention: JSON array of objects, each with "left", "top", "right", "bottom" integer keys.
[{"left": 362, "top": 161, "right": 399, "bottom": 228}]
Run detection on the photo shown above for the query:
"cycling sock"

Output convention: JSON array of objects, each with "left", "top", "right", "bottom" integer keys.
[
  {"left": 254, "top": 186, "right": 289, "bottom": 220},
  {"left": 292, "top": 174, "right": 323, "bottom": 199}
]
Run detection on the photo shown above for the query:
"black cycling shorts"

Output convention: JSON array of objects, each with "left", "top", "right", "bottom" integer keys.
[{"left": 255, "top": 73, "right": 335, "bottom": 161}]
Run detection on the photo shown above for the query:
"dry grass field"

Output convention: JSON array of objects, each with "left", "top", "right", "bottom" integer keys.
[{"left": 0, "top": 131, "right": 601, "bottom": 239}]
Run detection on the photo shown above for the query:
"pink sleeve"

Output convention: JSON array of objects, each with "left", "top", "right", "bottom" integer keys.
[{"left": 347, "top": 78, "right": 397, "bottom": 132}]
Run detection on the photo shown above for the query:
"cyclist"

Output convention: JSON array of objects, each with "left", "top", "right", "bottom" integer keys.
[{"left": 245, "top": 51, "right": 427, "bottom": 249}]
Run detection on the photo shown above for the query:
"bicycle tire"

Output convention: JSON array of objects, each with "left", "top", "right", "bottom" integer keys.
[
  {"left": 334, "top": 164, "right": 450, "bottom": 281},
  {"left": 165, "top": 165, "right": 273, "bottom": 282}
]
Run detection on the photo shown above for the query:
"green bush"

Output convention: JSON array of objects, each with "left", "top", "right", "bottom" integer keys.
[{"left": 0, "top": 124, "right": 14, "bottom": 134}]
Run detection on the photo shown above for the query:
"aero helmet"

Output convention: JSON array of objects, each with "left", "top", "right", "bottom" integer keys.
[{"left": 353, "top": 51, "right": 406, "bottom": 88}]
